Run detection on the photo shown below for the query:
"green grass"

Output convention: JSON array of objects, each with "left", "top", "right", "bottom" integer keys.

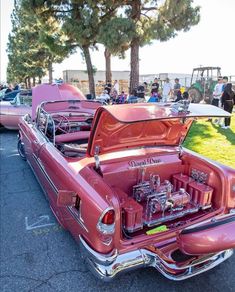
[{"left": 183, "top": 113, "right": 235, "bottom": 169}]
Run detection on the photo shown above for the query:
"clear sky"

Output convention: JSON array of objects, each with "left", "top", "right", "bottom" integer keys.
[{"left": 1, "top": 0, "right": 235, "bottom": 82}]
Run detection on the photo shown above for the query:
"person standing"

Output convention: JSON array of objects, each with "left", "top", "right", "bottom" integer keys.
[
  {"left": 113, "top": 80, "right": 119, "bottom": 95},
  {"left": 162, "top": 78, "right": 173, "bottom": 102},
  {"left": 222, "top": 76, "right": 228, "bottom": 91},
  {"left": 151, "top": 78, "right": 160, "bottom": 96},
  {"left": 173, "top": 78, "right": 181, "bottom": 99},
  {"left": 212, "top": 76, "right": 223, "bottom": 107},
  {"left": 104, "top": 80, "right": 112, "bottom": 95},
  {"left": 221, "top": 83, "right": 234, "bottom": 129},
  {"left": 211, "top": 76, "right": 224, "bottom": 124}
]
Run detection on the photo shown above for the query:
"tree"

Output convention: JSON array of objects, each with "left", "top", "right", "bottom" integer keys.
[
  {"left": 7, "top": 4, "right": 46, "bottom": 86},
  {"left": 23, "top": 0, "right": 121, "bottom": 97},
  {"left": 61, "top": 1, "right": 122, "bottom": 97},
  {"left": 98, "top": 17, "right": 135, "bottom": 83},
  {"left": 21, "top": 0, "right": 73, "bottom": 83},
  {"left": 7, "top": 1, "right": 68, "bottom": 86},
  {"left": 123, "top": 0, "right": 200, "bottom": 93}
]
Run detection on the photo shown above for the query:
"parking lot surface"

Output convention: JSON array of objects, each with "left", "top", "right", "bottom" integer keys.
[{"left": 0, "top": 130, "right": 235, "bottom": 292}]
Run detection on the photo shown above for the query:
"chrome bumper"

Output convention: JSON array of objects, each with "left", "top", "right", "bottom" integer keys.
[{"left": 79, "top": 236, "right": 233, "bottom": 282}]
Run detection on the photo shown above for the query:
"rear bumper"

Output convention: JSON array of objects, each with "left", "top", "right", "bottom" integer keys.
[{"left": 79, "top": 236, "right": 233, "bottom": 282}]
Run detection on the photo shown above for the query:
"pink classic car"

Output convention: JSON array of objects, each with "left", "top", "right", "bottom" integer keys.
[
  {"left": 0, "top": 83, "right": 85, "bottom": 129},
  {"left": 18, "top": 98, "right": 235, "bottom": 281}
]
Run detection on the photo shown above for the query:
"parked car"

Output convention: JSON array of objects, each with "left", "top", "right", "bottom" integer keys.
[
  {"left": 0, "top": 89, "right": 21, "bottom": 101},
  {"left": 0, "top": 92, "right": 32, "bottom": 130},
  {"left": 0, "top": 83, "right": 85, "bottom": 130},
  {"left": 18, "top": 99, "right": 235, "bottom": 281}
]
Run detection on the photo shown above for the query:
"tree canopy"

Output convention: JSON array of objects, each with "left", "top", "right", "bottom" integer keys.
[
  {"left": 122, "top": 0, "right": 200, "bottom": 92},
  {"left": 7, "top": 0, "right": 200, "bottom": 93},
  {"left": 22, "top": 0, "right": 122, "bottom": 96},
  {"left": 7, "top": 1, "right": 69, "bottom": 86}
]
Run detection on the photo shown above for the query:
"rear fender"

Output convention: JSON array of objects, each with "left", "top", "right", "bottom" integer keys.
[{"left": 178, "top": 214, "right": 235, "bottom": 255}]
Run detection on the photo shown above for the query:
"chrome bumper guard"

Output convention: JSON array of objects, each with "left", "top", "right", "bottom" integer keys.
[{"left": 79, "top": 236, "right": 233, "bottom": 281}]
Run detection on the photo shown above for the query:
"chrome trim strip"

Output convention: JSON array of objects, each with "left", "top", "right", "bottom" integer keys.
[
  {"left": 79, "top": 236, "right": 118, "bottom": 265},
  {"left": 32, "top": 154, "right": 88, "bottom": 232},
  {"left": 154, "top": 249, "right": 233, "bottom": 281},
  {"left": 27, "top": 158, "right": 49, "bottom": 200},
  {"left": 67, "top": 206, "right": 89, "bottom": 233},
  {"left": 79, "top": 235, "right": 233, "bottom": 282},
  {"left": 33, "top": 154, "right": 58, "bottom": 194},
  {"left": 0, "top": 113, "right": 26, "bottom": 117}
]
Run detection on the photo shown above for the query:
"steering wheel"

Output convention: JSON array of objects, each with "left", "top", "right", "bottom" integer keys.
[{"left": 52, "top": 114, "right": 71, "bottom": 134}]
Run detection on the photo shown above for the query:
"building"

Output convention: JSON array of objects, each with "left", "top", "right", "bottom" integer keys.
[
  {"left": 63, "top": 70, "right": 194, "bottom": 95},
  {"left": 63, "top": 70, "right": 131, "bottom": 83},
  {"left": 63, "top": 70, "right": 131, "bottom": 95}
]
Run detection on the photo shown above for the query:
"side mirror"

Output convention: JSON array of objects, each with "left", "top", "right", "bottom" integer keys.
[{"left": 57, "top": 190, "right": 79, "bottom": 207}]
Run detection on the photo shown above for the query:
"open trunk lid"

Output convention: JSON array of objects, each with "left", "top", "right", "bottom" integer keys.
[
  {"left": 178, "top": 214, "right": 235, "bottom": 255},
  {"left": 87, "top": 103, "right": 231, "bottom": 156}
]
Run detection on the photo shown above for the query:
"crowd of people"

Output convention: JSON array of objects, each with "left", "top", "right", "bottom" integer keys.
[
  {"left": 96, "top": 80, "right": 128, "bottom": 104},
  {"left": 96, "top": 76, "right": 234, "bottom": 130},
  {"left": 96, "top": 77, "right": 188, "bottom": 104},
  {"left": 148, "top": 78, "right": 183, "bottom": 102},
  {"left": 2, "top": 77, "right": 234, "bottom": 129}
]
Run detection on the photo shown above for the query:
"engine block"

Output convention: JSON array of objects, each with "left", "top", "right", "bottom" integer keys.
[{"left": 122, "top": 171, "right": 214, "bottom": 233}]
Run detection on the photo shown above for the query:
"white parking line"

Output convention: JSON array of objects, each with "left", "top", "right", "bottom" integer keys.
[{"left": 25, "top": 215, "right": 56, "bottom": 231}]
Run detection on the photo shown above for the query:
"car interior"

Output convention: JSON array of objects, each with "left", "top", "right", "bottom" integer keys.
[{"left": 36, "top": 104, "right": 94, "bottom": 157}]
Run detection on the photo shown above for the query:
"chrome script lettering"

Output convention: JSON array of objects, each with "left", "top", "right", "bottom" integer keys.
[{"left": 128, "top": 158, "right": 162, "bottom": 168}]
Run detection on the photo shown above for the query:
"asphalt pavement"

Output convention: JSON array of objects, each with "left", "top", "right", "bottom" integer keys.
[{"left": 0, "top": 129, "right": 235, "bottom": 292}]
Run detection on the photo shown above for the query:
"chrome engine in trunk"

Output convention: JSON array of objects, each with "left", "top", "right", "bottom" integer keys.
[{"left": 122, "top": 169, "right": 213, "bottom": 233}]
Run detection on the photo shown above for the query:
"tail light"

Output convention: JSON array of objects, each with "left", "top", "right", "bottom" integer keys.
[
  {"left": 97, "top": 208, "right": 115, "bottom": 234},
  {"left": 101, "top": 209, "right": 115, "bottom": 225}
]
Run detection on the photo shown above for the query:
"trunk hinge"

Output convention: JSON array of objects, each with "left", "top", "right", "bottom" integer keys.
[
  {"left": 178, "top": 137, "right": 184, "bottom": 157},
  {"left": 94, "top": 146, "right": 101, "bottom": 171}
]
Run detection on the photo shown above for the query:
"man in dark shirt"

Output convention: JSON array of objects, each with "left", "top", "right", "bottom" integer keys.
[
  {"left": 151, "top": 78, "right": 160, "bottom": 95},
  {"left": 173, "top": 78, "right": 181, "bottom": 99},
  {"left": 104, "top": 80, "right": 112, "bottom": 95},
  {"left": 137, "top": 83, "right": 145, "bottom": 100}
]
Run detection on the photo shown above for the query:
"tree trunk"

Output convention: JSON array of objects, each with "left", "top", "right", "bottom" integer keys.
[
  {"left": 28, "top": 77, "right": 32, "bottom": 89},
  {"left": 33, "top": 77, "right": 36, "bottom": 87},
  {"left": 83, "top": 45, "right": 96, "bottom": 98},
  {"left": 48, "top": 60, "right": 53, "bottom": 83},
  {"left": 104, "top": 48, "right": 112, "bottom": 83},
  {"left": 130, "top": 37, "right": 140, "bottom": 94},
  {"left": 24, "top": 77, "right": 28, "bottom": 89},
  {"left": 129, "top": 0, "right": 141, "bottom": 94}
]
